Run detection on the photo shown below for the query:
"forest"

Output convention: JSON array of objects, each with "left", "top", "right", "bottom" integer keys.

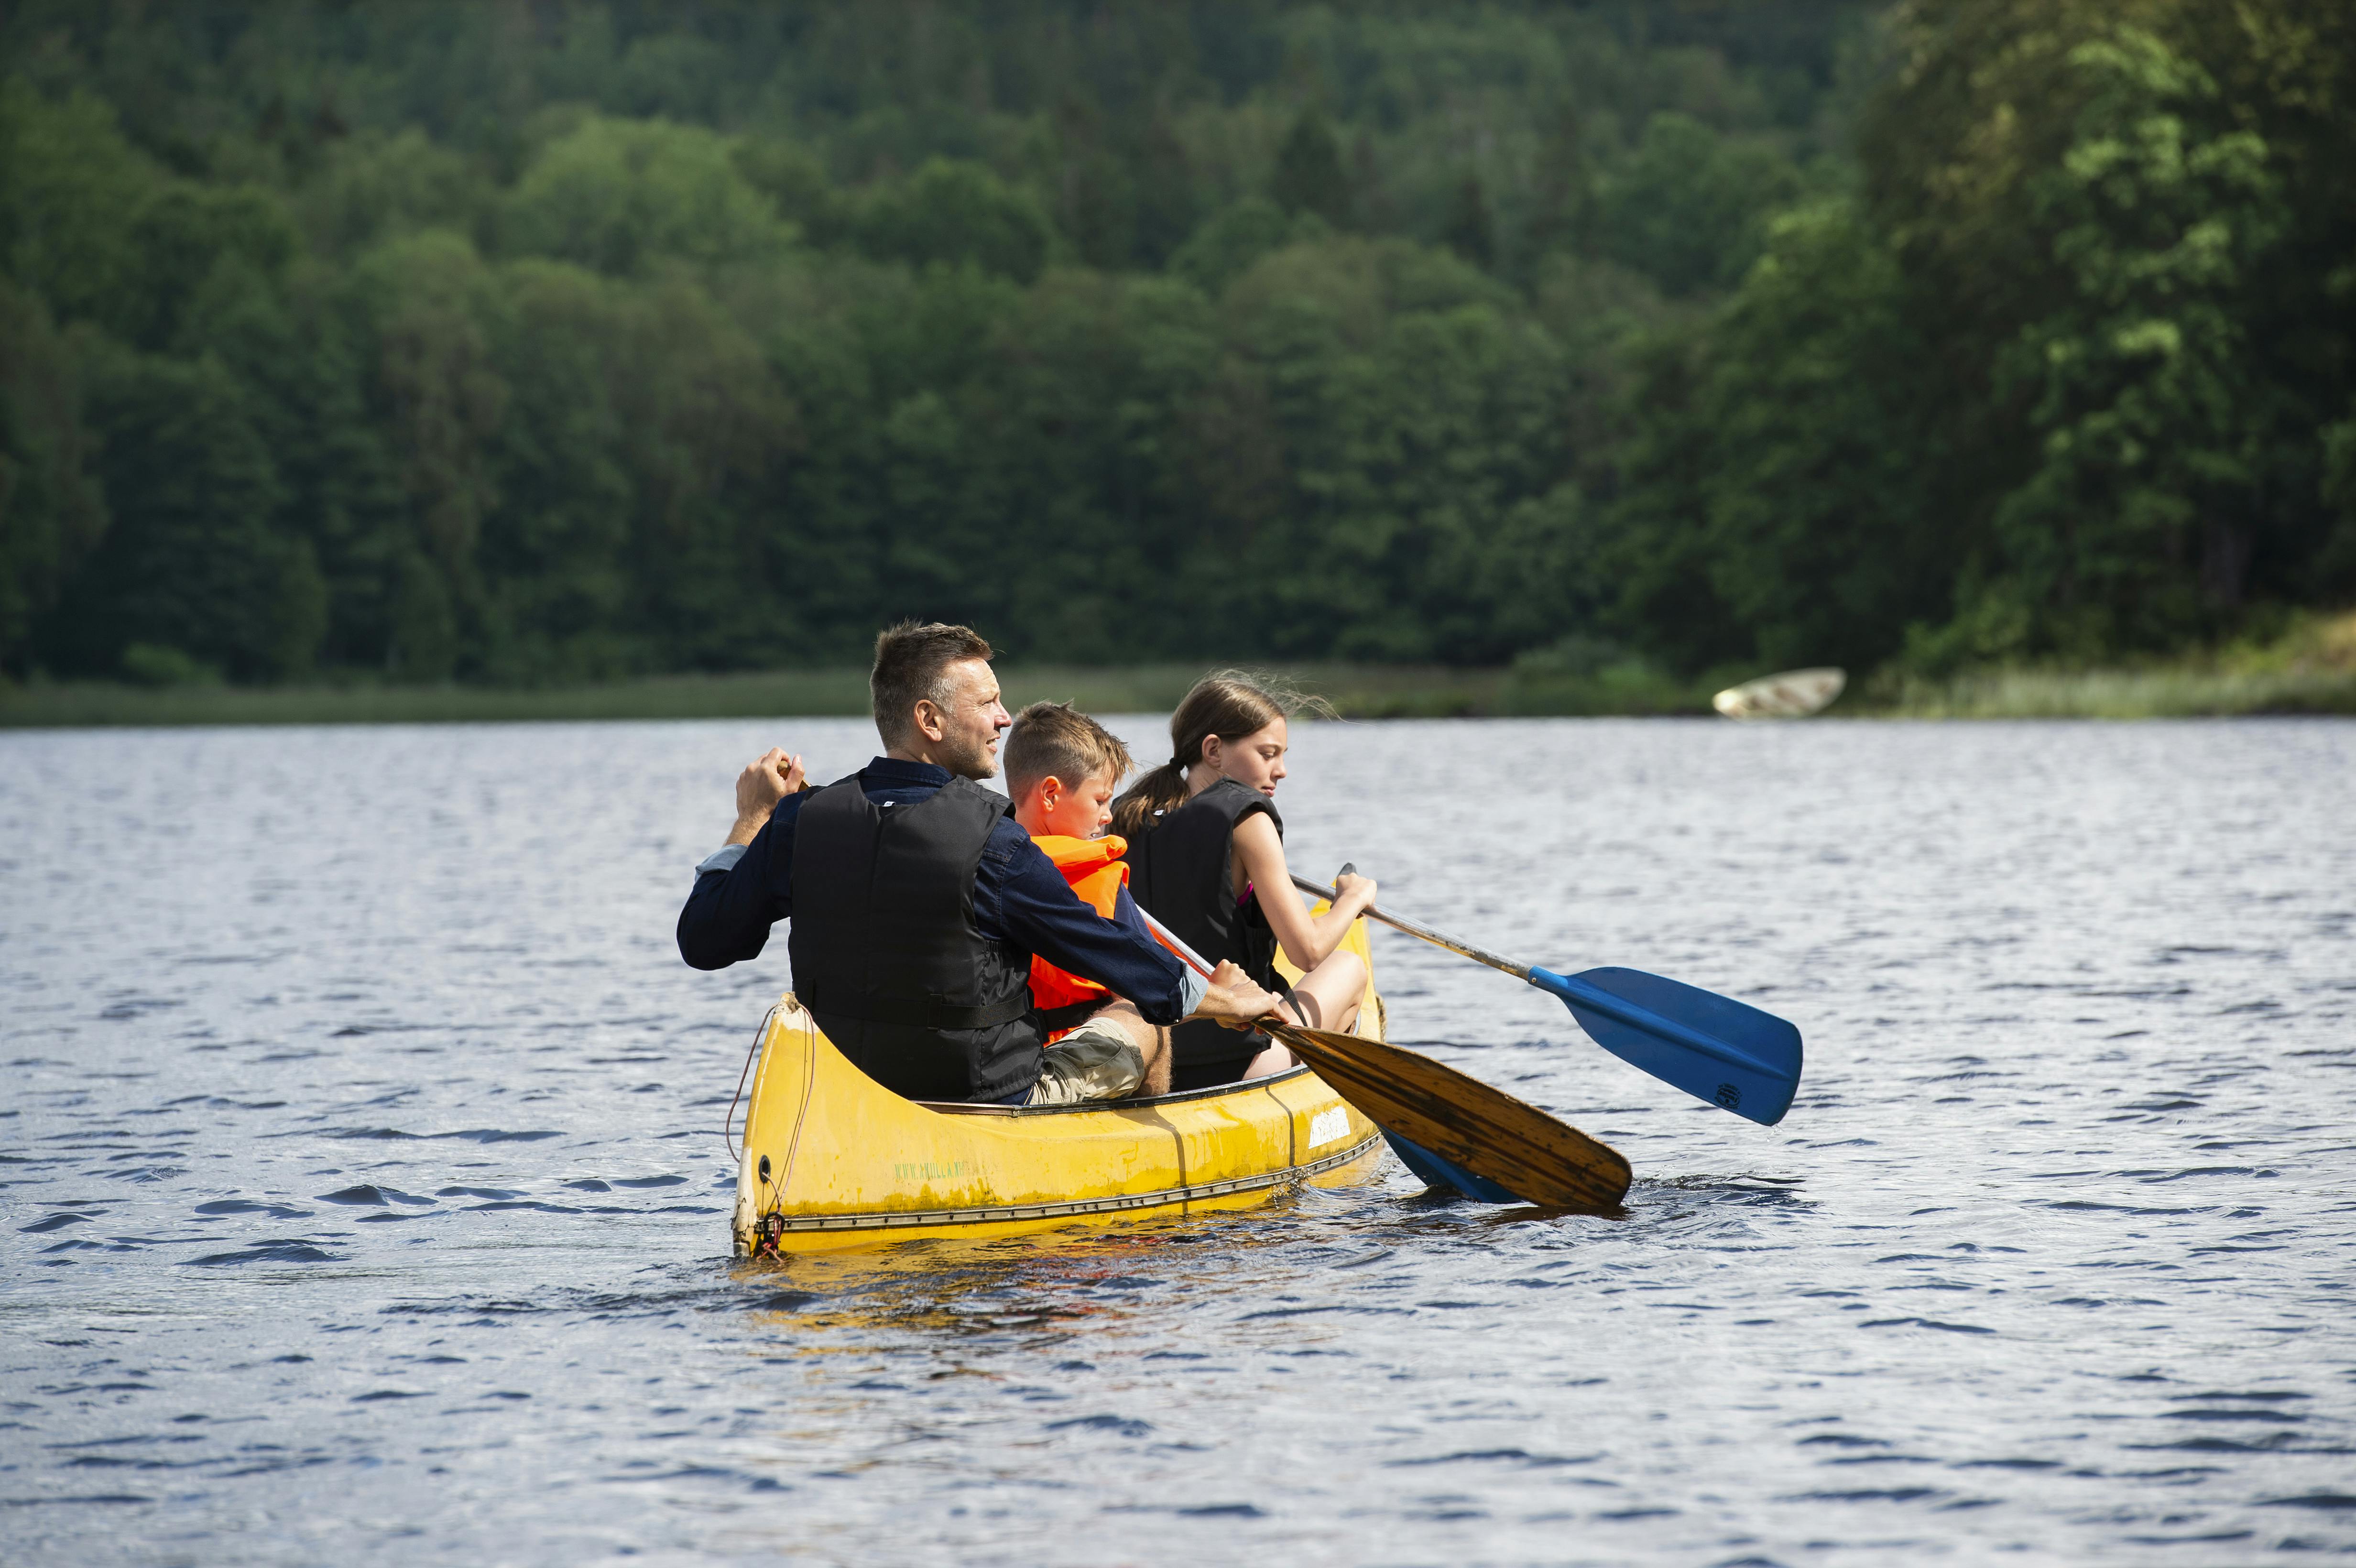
[{"left": 2, "top": 0, "right": 2352, "bottom": 690}]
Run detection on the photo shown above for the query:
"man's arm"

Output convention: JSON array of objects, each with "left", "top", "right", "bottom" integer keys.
[
  {"left": 1106, "top": 886, "right": 1283, "bottom": 1031},
  {"left": 986, "top": 831, "right": 1196, "bottom": 1021},
  {"left": 727, "top": 749, "right": 803, "bottom": 845},
  {"left": 988, "top": 830, "right": 1278, "bottom": 1027},
  {"left": 676, "top": 752, "right": 805, "bottom": 970}
]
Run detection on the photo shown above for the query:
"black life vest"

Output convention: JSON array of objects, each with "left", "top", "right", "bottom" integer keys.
[
  {"left": 1121, "top": 776, "right": 1283, "bottom": 1076},
  {"left": 786, "top": 773, "right": 1040, "bottom": 1102}
]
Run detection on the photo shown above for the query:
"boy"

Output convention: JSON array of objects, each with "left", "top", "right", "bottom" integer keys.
[{"left": 1003, "top": 701, "right": 1173, "bottom": 1096}]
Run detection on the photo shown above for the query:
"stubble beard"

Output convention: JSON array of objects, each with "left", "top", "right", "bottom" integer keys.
[{"left": 945, "top": 728, "right": 999, "bottom": 783}]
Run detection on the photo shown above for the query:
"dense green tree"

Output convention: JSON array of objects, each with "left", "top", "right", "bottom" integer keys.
[
  {"left": 350, "top": 229, "right": 507, "bottom": 674},
  {"left": 1525, "top": 103, "right": 1595, "bottom": 261},
  {"left": 852, "top": 159, "right": 1055, "bottom": 284},
  {"left": 2325, "top": 385, "right": 2356, "bottom": 586},
  {"left": 0, "top": 283, "right": 107, "bottom": 666},
  {"left": 0, "top": 82, "right": 157, "bottom": 335},
  {"left": 119, "top": 184, "right": 302, "bottom": 352},
  {"left": 0, "top": 0, "right": 2344, "bottom": 690},
  {"left": 1604, "top": 199, "right": 1947, "bottom": 672},
  {"left": 730, "top": 137, "right": 846, "bottom": 246},
  {"left": 302, "top": 129, "right": 493, "bottom": 259},
  {"left": 1170, "top": 198, "right": 1313, "bottom": 296},
  {"left": 176, "top": 250, "right": 407, "bottom": 672},
  {"left": 1440, "top": 174, "right": 1495, "bottom": 270},
  {"left": 46, "top": 351, "right": 321, "bottom": 680},
  {"left": 1271, "top": 108, "right": 1351, "bottom": 229},
  {"left": 1979, "top": 28, "right": 2289, "bottom": 653},
  {"left": 1596, "top": 112, "right": 1803, "bottom": 297},
  {"left": 1131, "top": 113, "right": 1201, "bottom": 271},
  {"left": 504, "top": 116, "right": 788, "bottom": 276},
  {"left": 1862, "top": 0, "right": 2356, "bottom": 660},
  {"left": 1191, "top": 237, "right": 1567, "bottom": 662}
]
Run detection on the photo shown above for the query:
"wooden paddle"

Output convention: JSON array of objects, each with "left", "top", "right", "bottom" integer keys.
[
  {"left": 1263, "top": 1022, "right": 1631, "bottom": 1210},
  {"left": 1138, "top": 910, "right": 1631, "bottom": 1210},
  {"left": 1293, "top": 872, "right": 1804, "bottom": 1127}
]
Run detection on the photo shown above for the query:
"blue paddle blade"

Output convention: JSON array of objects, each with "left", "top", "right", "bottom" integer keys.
[
  {"left": 1383, "top": 1132, "right": 1526, "bottom": 1204},
  {"left": 1527, "top": 966, "right": 1803, "bottom": 1127}
]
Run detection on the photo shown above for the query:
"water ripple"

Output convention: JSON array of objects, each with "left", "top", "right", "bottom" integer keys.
[{"left": 3, "top": 716, "right": 2352, "bottom": 1564}]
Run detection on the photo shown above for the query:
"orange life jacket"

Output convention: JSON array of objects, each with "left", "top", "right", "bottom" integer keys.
[{"left": 1028, "top": 832, "right": 1129, "bottom": 1038}]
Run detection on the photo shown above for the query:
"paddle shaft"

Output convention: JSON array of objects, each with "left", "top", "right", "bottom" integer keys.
[
  {"left": 1140, "top": 908, "right": 1315, "bottom": 1053},
  {"left": 1292, "top": 873, "right": 1789, "bottom": 1083},
  {"left": 1291, "top": 874, "right": 1530, "bottom": 981},
  {"left": 1138, "top": 907, "right": 1631, "bottom": 1208},
  {"left": 1144, "top": 910, "right": 1252, "bottom": 992}
]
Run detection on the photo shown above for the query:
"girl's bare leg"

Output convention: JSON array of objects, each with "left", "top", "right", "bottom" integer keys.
[{"left": 1242, "top": 949, "right": 1367, "bottom": 1078}]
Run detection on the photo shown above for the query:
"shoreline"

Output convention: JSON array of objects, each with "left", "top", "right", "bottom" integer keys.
[{"left": 4, "top": 659, "right": 2353, "bottom": 729}]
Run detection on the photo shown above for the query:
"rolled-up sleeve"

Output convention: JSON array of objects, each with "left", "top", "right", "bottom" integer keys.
[{"left": 675, "top": 797, "right": 801, "bottom": 971}]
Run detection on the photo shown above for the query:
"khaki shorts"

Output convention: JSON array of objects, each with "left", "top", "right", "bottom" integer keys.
[{"left": 1026, "top": 1016, "right": 1145, "bottom": 1106}]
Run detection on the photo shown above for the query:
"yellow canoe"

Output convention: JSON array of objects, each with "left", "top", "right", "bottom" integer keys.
[{"left": 731, "top": 917, "right": 1390, "bottom": 1255}]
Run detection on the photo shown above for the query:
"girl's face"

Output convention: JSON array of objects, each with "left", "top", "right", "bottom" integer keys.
[{"left": 1205, "top": 718, "right": 1288, "bottom": 797}]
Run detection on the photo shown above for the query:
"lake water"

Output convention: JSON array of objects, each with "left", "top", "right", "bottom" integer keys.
[{"left": 3, "top": 716, "right": 2352, "bottom": 1565}]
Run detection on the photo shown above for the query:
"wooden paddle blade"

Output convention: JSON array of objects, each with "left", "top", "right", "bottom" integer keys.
[{"left": 1271, "top": 1024, "right": 1631, "bottom": 1210}]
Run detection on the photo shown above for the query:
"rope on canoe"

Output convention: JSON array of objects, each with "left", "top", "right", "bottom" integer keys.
[{"left": 723, "top": 1002, "right": 782, "bottom": 1164}]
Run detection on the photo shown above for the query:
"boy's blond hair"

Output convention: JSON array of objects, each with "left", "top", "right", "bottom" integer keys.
[{"left": 1004, "top": 701, "right": 1134, "bottom": 799}]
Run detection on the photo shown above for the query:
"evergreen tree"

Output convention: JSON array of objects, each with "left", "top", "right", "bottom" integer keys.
[
  {"left": 1441, "top": 174, "right": 1494, "bottom": 270},
  {"left": 0, "top": 0, "right": 2340, "bottom": 690},
  {"left": 0, "top": 283, "right": 107, "bottom": 671},
  {"left": 45, "top": 352, "right": 321, "bottom": 680},
  {"left": 1271, "top": 108, "right": 1350, "bottom": 229}
]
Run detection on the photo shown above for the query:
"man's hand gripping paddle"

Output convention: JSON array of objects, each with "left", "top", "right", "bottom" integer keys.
[
  {"left": 1138, "top": 909, "right": 1630, "bottom": 1210},
  {"left": 1295, "top": 873, "right": 1804, "bottom": 1126}
]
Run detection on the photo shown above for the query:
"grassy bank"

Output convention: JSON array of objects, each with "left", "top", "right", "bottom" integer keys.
[
  {"left": 6, "top": 615, "right": 2351, "bottom": 728},
  {"left": 1869, "top": 610, "right": 2356, "bottom": 718},
  {"left": 1873, "top": 664, "right": 2356, "bottom": 718},
  {"left": 0, "top": 663, "right": 1550, "bottom": 729}
]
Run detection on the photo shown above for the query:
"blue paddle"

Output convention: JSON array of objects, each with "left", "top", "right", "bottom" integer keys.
[
  {"left": 1137, "top": 908, "right": 1630, "bottom": 1209},
  {"left": 1294, "top": 873, "right": 1804, "bottom": 1126}
]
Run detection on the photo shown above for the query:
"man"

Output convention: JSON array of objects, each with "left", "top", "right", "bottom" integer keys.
[{"left": 677, "top": 621, "right": 1280, "bottom": 1104}]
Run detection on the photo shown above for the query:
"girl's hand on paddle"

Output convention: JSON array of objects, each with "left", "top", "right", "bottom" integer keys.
[
  {"left": 729, "top": 749, "right": 803, "bottom": 845},
  {"left": 1332, "top": 867, "right": 1377, "bottom": 916},
  {"left": 1192, "top": 960, "right": 1284, "bottom": 1032}
]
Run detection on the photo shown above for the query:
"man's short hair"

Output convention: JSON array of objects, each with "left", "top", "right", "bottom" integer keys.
[
  {"left": 871, "top": 621, "right": 993, "bottom": 748},
  {"left": 1004, "top": 701, "right": 1135, "bottom": 798}
]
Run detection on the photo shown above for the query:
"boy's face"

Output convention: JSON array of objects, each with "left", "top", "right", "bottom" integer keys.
[{"left": 1031, "top": 768, "right": 1119, "bottom": 839}]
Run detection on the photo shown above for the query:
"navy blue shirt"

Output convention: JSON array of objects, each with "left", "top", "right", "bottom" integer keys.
[{"left": 676, "top": 757, "right": 1194, "bottom": 1024}]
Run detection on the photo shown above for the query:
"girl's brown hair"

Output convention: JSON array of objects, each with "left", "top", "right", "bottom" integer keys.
[{"left": 1110, "top": 670, "right": 1331, "bottom": 838}]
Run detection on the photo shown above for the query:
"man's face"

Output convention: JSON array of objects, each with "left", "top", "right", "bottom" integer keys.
[{"left": 920, "top": 658, "right": 1012, "bottom": 780}]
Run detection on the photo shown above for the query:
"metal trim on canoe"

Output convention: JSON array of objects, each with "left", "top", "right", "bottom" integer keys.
[{"left": 760, "top": 1130, "right": 1383, "bottom": 1235}]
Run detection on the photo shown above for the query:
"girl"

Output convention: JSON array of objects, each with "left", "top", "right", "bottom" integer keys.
[{"left": 1113, "top": 672, "right": 1377, "bottom": 1092}]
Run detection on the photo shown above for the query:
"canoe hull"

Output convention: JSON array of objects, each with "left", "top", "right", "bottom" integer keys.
[{"left": 731, "top": 918, "right": 1389, "bottom": 1255}]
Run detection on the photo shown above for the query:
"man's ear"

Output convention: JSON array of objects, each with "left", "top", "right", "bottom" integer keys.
[{"left": 911, "top": 699, "right": 947, "bottom": 743}]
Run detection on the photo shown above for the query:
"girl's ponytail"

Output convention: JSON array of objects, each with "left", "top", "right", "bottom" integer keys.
[
  {"left": 1110, "top": 760, "right": 1190, "bottom": 838},
  {"left": 1110, "top": 670, "right": 1329, "bottom": 839}
]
